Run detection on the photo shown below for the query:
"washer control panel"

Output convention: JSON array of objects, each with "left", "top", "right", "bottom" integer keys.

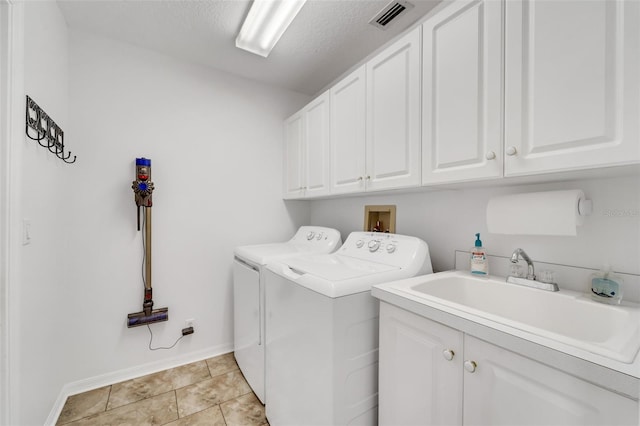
[
  {"left": 290, "top": 226, "right": 342, "bottom": 251},
  {"left": 351, "top": 234, "right": 399, "bottom": 255},
  {"left": 305, "top": 230, "right": 328, "bottom": 241},
  {"left": 340, "top": 232, "right": 428, "bottom": 269}
]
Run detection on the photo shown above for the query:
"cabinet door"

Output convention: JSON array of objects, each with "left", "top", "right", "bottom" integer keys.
[
  {"left": 366, "top": 27, "right": 422, "bottom": 192},
  {"left": 422, "top": 0, "right": 503, "bottom": 185},
  {"left": 330, "top": 65, "right": 366, "bottom": 195},
  {"left": 304, "top": 92, "right": 331, "bottom": 197},
  {"left": 283, "top": 111, "right": 305, "bottom": 199},
  {"left": 463, "top": 335, "right": 638, "bottom": 425},
  {"left": 379, "top": 303, "right": 463, "bottom": 426},
  {"left": 504, "top": 0, "right": 640, "bottom": 176}
]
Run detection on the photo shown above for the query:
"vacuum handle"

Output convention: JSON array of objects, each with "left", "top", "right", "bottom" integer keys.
[
  {"left": 144, "top": 206, "right": 152, "bottom": 291},
  {"left": 132, "top": 158, "right": 154, "bottom": 291}
]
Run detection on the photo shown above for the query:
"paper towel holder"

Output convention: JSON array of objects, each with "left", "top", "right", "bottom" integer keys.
[
  {"left": 486, "top": 189, "right": 592, "bottom": 236},
  {"left": 578, "top": 198, "right": 593, "bottom": 216}
]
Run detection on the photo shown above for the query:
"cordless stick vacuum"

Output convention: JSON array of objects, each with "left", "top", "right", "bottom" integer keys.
[{"left": 127, "top": 158, "right": 169, "bottom": 327}]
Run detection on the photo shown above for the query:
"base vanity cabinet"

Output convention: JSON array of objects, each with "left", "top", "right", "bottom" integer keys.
[
  {"left": 462, "top": 334, "right": 637, "bottom": 425},
  {"left": 378, "top": 302, "right": 639, "bottom": 426},
  {"left": 378, "top": 303, "right": 463, "bottom": 425}
]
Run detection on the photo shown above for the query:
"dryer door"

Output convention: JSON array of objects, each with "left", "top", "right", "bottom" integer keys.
[{"left": 233, "top": 257, "right": 265, "bottom": 403}]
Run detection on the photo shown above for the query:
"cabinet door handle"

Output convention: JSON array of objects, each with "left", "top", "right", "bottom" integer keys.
[
  {"left": 464, "top": 360, "right": 477, "bottom": 373},
  {"left": 485, "top": 151, "right": 496, "bottom": 160},
  {"left": 442, "top": 349, "right": 455, "bottom": 361},
  {"left": 357, "top": 176, "right": 363, "bottom": 181},
  {"left": 366, "top": 175, "right": 371, "bottom": 180},
  {"left": 506, "top": 146, "right": 517, "bottom": 156}
]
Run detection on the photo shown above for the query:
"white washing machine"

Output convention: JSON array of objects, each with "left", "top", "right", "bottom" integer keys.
[
  {"left": 264, "top": 231, "right": 433, "bottom": 425},
  {"left": 233, "top": 226, "right": 342, "bottom": 404}
]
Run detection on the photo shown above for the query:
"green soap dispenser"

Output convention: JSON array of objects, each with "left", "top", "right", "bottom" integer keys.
[
  {"left": 591, "top": 264, "right": 623, "bottom": 305},
  {"left": 470, "top": 233, "right": 488, "bottom": 276}
]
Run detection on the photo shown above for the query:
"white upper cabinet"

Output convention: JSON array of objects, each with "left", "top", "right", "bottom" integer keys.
[
  {"left": 422, "top": 0, "right": 504, "bottom": 184},
  {"left": 283, "top": 92, "right": 331, "bottom": 199},
  {"left": 283, "top": 111, "right": 305, "bottom": 199},
  {"left": 366, "top": 27, "right": 422, "bottom": 192},
  {"left": 304, "top": 93, "right": 331, "bottom": 197},
  {"left": 330, "top": 65, "right": 367, "bottom": 195},
  {"left": 504, "top": 0, "right": 640, "bottom": 176},
  {"left": 286, "top": 0, "right": 640, "bottom": 199}
]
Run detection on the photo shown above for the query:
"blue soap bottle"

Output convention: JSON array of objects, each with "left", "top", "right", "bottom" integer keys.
[{"left": 470, "top": 233, "right": 488, "bottom": 276}]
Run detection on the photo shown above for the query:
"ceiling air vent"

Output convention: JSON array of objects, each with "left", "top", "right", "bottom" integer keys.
[{"left": 369, "top": 1, "right": 415, "bottom": 30}]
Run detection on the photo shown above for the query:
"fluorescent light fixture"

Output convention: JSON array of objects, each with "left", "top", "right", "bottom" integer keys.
[{"left": 236, "top": 0, "right": 307, "bottom": 57}]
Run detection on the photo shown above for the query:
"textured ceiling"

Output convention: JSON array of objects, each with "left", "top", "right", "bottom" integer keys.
[{"left": 57, "top": 0, "right": 440, "bottom": 95}]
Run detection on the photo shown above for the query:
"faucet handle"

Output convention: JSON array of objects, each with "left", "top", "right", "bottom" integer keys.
[
  {"left": 509, "top": 264, "right": 525, "bottom": 278},
  {"left": 538, "top": 269, "right": 557, "bottom": 285}
]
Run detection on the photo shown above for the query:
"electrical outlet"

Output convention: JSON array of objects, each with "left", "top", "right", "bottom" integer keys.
[
  {"left": 185, "top": 318, "right": 195, "bottom": 328},
  {"left": 22, "top": 219, "right": 31, "bottom": 245}
]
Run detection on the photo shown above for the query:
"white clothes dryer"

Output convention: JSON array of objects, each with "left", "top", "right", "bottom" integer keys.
[
  {"left": 233, "top": 226, "right": 341, "bottom": 404},
  {"left": 264, "top": 231, "right": 432, "bottom": 425}
]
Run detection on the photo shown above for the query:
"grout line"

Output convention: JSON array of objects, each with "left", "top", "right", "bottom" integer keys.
[
  {"left": 219, "top": 402, "right": 229, "bottom": 426},
  {"left": 105, "top": 385, "right": 112, "bottom": 412},
  {"left": 454, "top": 249, "right": 640, "bottom": 276},
  {"left": 173, "top": 390, "right": 179, "bottom": 420}
]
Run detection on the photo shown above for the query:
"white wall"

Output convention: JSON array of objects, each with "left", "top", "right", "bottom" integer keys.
[
  {"left": 19, "top": 1, "right": 71, "bottom": 424},
  {"left": 62, "top": 28, "right": 310, "bottom": 380},
  {"left": 309, "top": 174, "right": 640, "bottom": 277},
  {"left": 16, "top": 5, "right": 311, "bottom": 423}
]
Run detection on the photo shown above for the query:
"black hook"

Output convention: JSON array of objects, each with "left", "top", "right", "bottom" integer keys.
[{"left": 25, "top": 95, "right": 76, "bottom": 164}]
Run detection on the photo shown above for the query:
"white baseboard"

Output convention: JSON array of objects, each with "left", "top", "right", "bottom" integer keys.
[{"left": 45, "top": 343, "right": 234, "bottom": 426}]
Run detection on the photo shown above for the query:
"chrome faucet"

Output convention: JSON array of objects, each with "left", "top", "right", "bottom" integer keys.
[
  {"left": 507, "top": 248, "right": 558, "bottom": 292},
  {"left": 510, "top": 248, "right": 535, "bottom": 280}
]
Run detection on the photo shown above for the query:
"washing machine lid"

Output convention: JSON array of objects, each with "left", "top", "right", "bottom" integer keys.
[
  {"left": 284, "top": 255, "right": 399, "bottom": 281},
  {"left": 234, "top": 227, "right": 342, "bottom": 265},
  {"left": 235, "top": 243, "right": 306, "bottom": 266}
]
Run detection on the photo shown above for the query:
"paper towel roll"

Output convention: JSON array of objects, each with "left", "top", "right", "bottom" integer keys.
[{"left": 486, "top": 190, "right": 588, "bottom": 236}]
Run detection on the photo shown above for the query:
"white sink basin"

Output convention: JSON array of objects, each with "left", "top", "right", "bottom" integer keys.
[{"left": 376, "top": 270, "right": 640, "bottom": 366}]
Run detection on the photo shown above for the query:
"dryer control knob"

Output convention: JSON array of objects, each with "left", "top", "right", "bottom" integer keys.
[
  {"left": 356, "top": 240, "right": 364, "bottom": 248},
  {"left": 316, "top": 232, "right": 323, "bottom": 240},
  {"left": 386, "top": 244, "right": 396, "bottom": 253},
  {"left": 306, "top": 231, "right": 315, "bottom": 240},
  {"left": 368, "top": 240, "right": 381, "bottom": 252}
]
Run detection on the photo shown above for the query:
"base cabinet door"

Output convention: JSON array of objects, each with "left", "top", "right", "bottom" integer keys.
[
  {"left": 462, "top": 335, "right": 638, "bottom": 426},
  {"left": 379, "top": 303, "right": 463, "bottom": 426},
  {"left": 504, "top": 0, "right": 640, "bottom": 175},
  {"left": 378, "top": 304, "right": 639, "bottom": 426}
]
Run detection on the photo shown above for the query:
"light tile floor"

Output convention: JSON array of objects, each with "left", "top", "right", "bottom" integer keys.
[{"left": 56, "top": 353, "right": 268, "bottom": 425}]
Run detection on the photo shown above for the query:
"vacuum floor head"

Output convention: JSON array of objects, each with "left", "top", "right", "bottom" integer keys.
[{"left": 127, "top": 307, "right": 169, "bottom": 328}]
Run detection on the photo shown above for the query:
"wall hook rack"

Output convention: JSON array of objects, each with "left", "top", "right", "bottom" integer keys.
[{"left": 25, "top": 95, "right": 76, "bottom": 164}]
